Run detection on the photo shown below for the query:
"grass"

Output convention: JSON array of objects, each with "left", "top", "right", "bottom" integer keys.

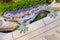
[{"left": 0, "top": 0, "right": 49, "bottom": 16}]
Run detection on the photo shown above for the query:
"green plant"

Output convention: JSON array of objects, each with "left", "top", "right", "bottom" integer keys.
[
  {"left": 56, "top": 0, "right": 60, "bottom": 2},
  {"left": 0, "top": 0, "right": 13, "bottom": 4},
  {"left": 0, "top": 0, "right": 50, "bottom": 16}
]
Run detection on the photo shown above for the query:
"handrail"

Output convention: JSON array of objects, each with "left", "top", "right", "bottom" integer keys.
[{"left": 50, "top": 0, "right": 56, "bottom": 6}]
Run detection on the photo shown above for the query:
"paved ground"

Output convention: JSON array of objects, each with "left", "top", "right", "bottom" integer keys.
[{"left": 0, "top": 11, "right": 60, "bottom": 40}]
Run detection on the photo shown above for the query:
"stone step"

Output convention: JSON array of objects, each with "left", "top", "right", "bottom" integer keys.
[{"left": 1, "top": 11, "right": 60, "bottom": 40}]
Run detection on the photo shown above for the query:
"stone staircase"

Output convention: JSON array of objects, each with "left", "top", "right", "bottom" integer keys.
[{"left": 0, "top": 11, "right": 60, "bottom": 40}]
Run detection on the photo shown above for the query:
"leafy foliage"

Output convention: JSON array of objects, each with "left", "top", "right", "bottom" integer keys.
[
  {"left": 0, "top": 0, "right": 49, "bottom": 16},
  {"left": 56, "top": 0, "right": 60, "bottom": 3}
]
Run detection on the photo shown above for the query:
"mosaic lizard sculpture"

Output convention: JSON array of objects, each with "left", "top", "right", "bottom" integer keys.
[{"left": 3, "top": 4, "right": 57, "bottom": 33}]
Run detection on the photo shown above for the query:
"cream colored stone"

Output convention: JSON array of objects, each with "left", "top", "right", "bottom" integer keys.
[
  {"left": 16, "top": 36, "right": 27, "bottom": 40},
  {"left": 2, "top": 33, "right": 13, "bottom": 40},
  {"left": 42, "top": 11, "right": 60, "bottom": 25},
  {"left": 48, "top": 3, "right": 60, "bottom": 11},
  {"left": 25, "top": 19, "right": 60, "bottom": 40},
  {"left": 29, "top": 26, "right": 60, "bottom": 40},
  {"left": 12, "top": 30, "right": 24, "bottom": 40},
  {"left": 0, "top": 33, "right": 7, "bottom": 40},
  {"left": 12, "top": 19, "right": 45, "bottom": 40},
  {"left": 45, "top": 34, "right": 60, "bottom": 40}
]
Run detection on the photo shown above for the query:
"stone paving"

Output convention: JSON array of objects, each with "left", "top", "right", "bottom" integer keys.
[{"left": 0, "top": 11, "right": 60, "bottom": 40}]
